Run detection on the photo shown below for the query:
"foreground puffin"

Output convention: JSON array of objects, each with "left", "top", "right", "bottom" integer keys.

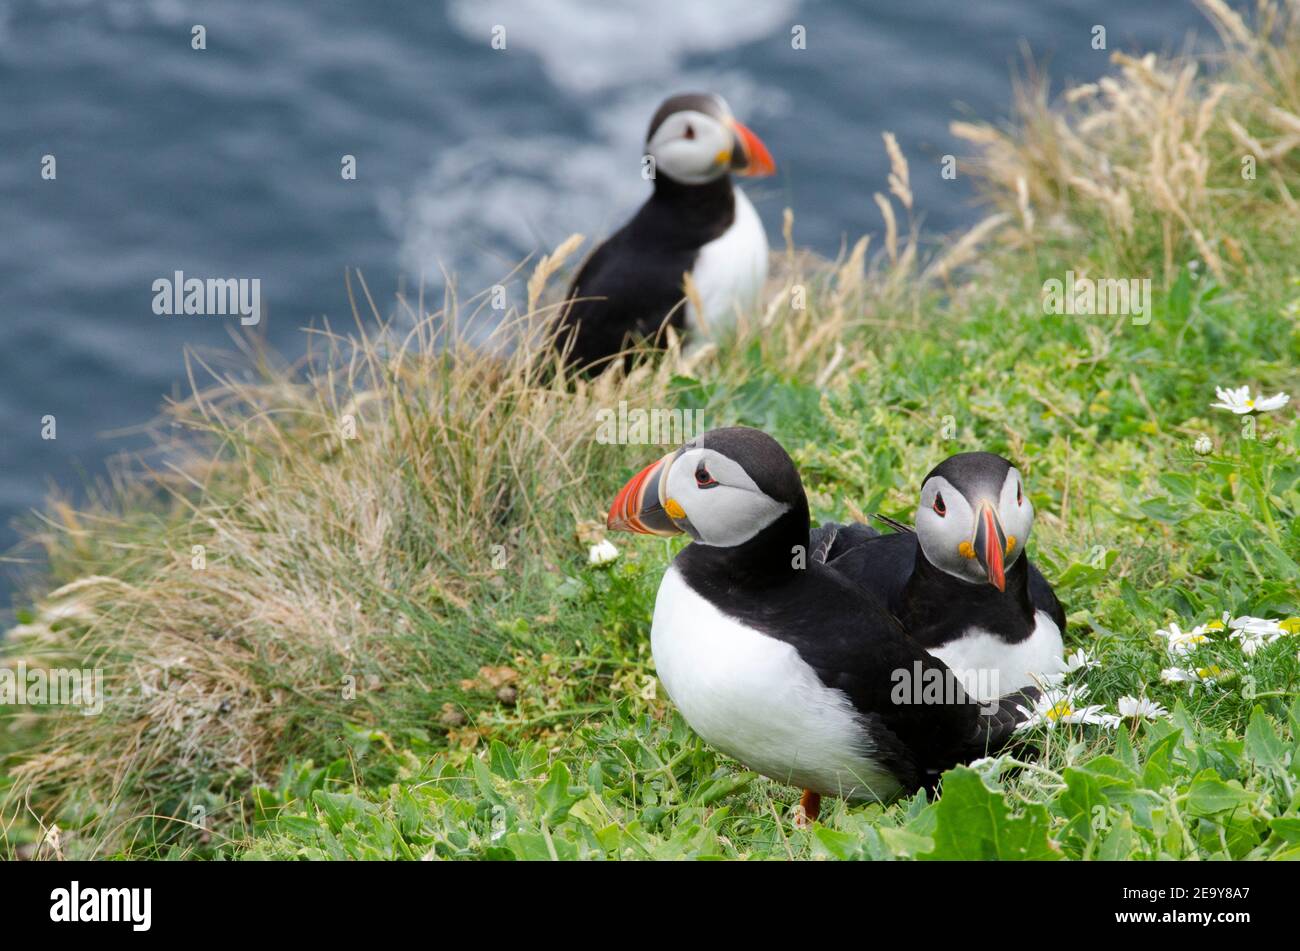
[
  {"left": 606, "top": 428, "right": 1035, "bottom": 821},
  {"left": 558, "top": 93, "right": 775, "bottom": 369},
  {"left": 815, "top": 452, "right": 1066, "bottom": 701}
]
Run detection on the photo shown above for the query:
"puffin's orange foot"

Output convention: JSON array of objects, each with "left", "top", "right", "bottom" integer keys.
[{"left": 794, "top": 789, "right": 821, "bottom": 828}]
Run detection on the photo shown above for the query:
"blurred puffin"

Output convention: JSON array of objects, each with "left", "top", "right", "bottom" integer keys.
[
  {"left": 558, "top": 93, "right": 775, "bottom": 370},
  {"left": 815, "top": 452, "right": 1066, "bottom": 701},
  {"left": 607, "top": 428, "right": 1035, "bottom": 821}
]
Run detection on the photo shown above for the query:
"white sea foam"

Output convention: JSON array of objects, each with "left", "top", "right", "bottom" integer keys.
[
  {"left": 446, "top": 0, "right": 798, "bottom": 94},
  {"left": 388, "top": 0, "right": 795, "bottom": 303}
]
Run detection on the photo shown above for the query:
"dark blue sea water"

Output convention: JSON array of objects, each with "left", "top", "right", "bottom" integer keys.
[{"left": 0, "top": 0, "right": 1226, "bottom": 606}]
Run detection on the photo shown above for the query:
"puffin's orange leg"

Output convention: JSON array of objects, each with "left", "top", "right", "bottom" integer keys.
[{"left": 795, "top": 789, "right": 821, "bottom": 827}]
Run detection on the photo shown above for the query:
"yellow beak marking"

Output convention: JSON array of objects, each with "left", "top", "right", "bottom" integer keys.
[
  {"left": 958, "top": 541, "right": 976, "bottom": 559},
  {"left": 1005, "top": 535, "right": 1017, "bottom": 555},
  {"left": 664, "top": 498, "right": 686, "bottom": 520}
]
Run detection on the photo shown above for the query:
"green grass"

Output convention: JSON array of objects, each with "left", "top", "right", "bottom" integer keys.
[
  {"left": 236, "top": 273, "right": 1300, "bottom": 861},
  {"left": 3, "top": 1, "right": 1300, "bottom": 860}
]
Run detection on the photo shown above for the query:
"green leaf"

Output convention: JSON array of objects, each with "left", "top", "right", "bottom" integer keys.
[
  {"left": 489, "top": 740, "right": 519, "bottom": 780},
  {"left": 1097, "top": 814, "right": 1137, "bottom": 860},
  {"left": 1055, "top": 551, "right": 1117, "bottom": 589},
  {"left": 278, "top": 815, "right": 323, "bottom": 839},
  {"left": 1113, "top": 726, "right": 1141, "bottom": 773},
  {"left": 1138, "top": 497, "right": 1188, "bottom": 524},
  {"left": 1185, "top": 770, "right": 1255, "bottom": 816},
  {"left": 1057, "top": 767, "right": 1110, "bottom": 847},
  {"left": 696, "top": 771, "right": 756, "bottom": 806},
  {"left": 878, "top": 825, "right": 933, "bottom": 858},
  {"left": 311, "top": 790, "right": 372, "bottom": 833},
  {"left": 919, "top": 768, "right": 1060, "bottom": 860},
  {"left": 1268, "top": 817, "right": 1300, "bottom": 845},
  {"left": 506, "top": 830, "right": 555, "bottom": 861},
  {"left": 1245, "top": 707, "right": 1289, "bottom": 773},
  {"left": 535, "top": 762, "right": 582, "bottom": 825},
  {"left": 1169, "top": 702, "right": 1200, "bottom": 748},
  {"left": 471, "top": 756, "right": 505, "bottom": 807},
  {"left": 1142, "top": 729, "right": 1185, "bottom": 790},
  {"left": 813, "top": 825, "right": 864, "bottom": 860}
]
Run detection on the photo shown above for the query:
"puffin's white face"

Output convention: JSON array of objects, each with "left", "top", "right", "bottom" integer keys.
[
  {"left": 605, "top": 428, "right": 799, "bottom": 549},
  {"left": 661, "top": 446, "right": 789, "bottom": 546},
  {"left": 643, "top": 93, "right": 775, "bottom": 187},
  {"left": 916, "top": 464, "right": 1033, "bottom": 590},
  {"left": 647, "top": 109, "right": 737, "bottom": 185}
]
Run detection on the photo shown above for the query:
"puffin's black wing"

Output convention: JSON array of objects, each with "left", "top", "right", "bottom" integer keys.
[
  {"left": 559, "top": 206, "right": 702, "bottom": 368},
  {"left": 1028, "top": 563, "right": 1066, "bottom": 632},
  {"left": 809, "top": 520, "right": 879, "bottom": 564},
  {"left": 822, "top": 529, "right": 918, "bottom": 614}
]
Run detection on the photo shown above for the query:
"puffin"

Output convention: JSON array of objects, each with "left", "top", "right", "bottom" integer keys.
[
  {"left": 557, "top": 93, "right": 775, "bottom": 370},
  {"left": 606, "top": 428, "right": 1036, "bottom": 822},
  {"left": 815, "top": 452, "right": 1067, "bottom": 702}
]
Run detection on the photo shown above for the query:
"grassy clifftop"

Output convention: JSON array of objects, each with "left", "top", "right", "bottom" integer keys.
[{"left": 4, "top": 0, "right": 1300, "bottom": 859}]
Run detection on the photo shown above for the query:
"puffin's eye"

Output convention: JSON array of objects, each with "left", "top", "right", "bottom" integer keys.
[
  {"left": 684, "top": 124, "right": 695, "bottom": 140},
  {"left": 695, "top": 462, "right": 717, "bottom": 488},
  {"left": 932, "top": 492, "right": 946, "bottom": 517},
  {"left": 1016, "top": 481, "right": 1023, "bottom": 505}
]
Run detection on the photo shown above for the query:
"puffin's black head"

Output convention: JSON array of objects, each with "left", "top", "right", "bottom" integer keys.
[
  {"left": 644, "top": 92, "right": 775, "bottom": 186},
  {"left": 915, "top": 451, "right": 1034, "bottom": 591},
  {"left": 606, "top": 426, "right": 805, "bottom": 549}
]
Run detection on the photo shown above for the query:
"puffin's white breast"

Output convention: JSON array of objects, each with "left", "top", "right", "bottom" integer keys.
[
  {"left": 650, "top": 565, "right": 902, "bottom": 802},
  {"left": 685, "top": 186, "right": 769, "bottom": 336},
  {"left": 929, "top": 610, "right": 1066, "bottom": 702}
]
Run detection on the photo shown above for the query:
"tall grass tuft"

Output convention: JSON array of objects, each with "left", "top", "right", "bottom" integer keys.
[
  {"left": 953, "top": 0, "right": 1300, "bottom": 284},
  {"left": 1, "top": 205, "right": 912, "bottom": 853}
]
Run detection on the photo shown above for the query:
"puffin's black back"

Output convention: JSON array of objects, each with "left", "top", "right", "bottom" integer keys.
[{"left": 557, "top": 171, "right": 736, "bottom": 369}]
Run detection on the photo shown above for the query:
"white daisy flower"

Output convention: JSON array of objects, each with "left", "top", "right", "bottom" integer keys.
[
  {"left": 1117, "top": 695, "right": 1168, "bottom": 720},
  {"left": 1253, "top": 393, "right": 1291, "bottom": 411},
  {"left": 1016, "top": 684, "right": 1114, "bottom": 730},
  {"left": 1229, "top": 615, "right": 1284, "bottom": 656},
  {"left": 1161, "top": 664, "right": 1223, "bottom": 686},
  {"left": 1156, "top": 621, "right": 1213, "bottom": 656},
  {"left": 587, "top": 539, "right": 620, "bottom": 566},
  {"left": 1210, "top": 385, "right": 1290, "bottom": 414},
  {"left": 1230, "top": 615, "right": 1283, "bottom": 636},
  {"left": 1063, "top": 648, "right": 1100, "bottom": 674},
  {"left": 1193, "top": 434, "right": 1212, "bottom": 455}
]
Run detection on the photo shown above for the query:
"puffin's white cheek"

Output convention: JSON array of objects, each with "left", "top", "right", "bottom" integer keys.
[
  {"left": 1008, "top": 502, "right": 1034, "bottom": 556},
  {"left": 688, "top": 489, "right": 750, "bottom": 545},
  {"left": 654, "top": 141, "right": 725, "bottom": 184},
  {"left": 691, "top": 489, "right": 790, "bottom": 547}
]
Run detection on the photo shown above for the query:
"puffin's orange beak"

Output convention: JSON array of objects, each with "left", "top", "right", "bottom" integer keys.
[
  {"left": 607, "top": 452, "right": 682, "bottom": 536},
  {"left": 728, "top": 118, "right": 776, "bottom": 177},
  {"left": 973, "top": 503, "right": 1007, "bottom": 592}
]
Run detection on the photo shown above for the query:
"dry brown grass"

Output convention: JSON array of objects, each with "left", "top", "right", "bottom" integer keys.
[{"left": 953, "top": 0, "right": 1300, "bottom": 285}]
